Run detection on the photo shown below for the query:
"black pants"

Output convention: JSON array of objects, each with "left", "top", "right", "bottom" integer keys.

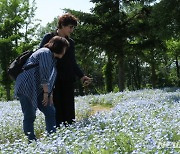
[{"left": 53, "top": 81, "right": 75, "bottom": 127}]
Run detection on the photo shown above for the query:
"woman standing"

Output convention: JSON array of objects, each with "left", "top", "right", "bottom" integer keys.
[
  {"left": 40, "top": 13, "right": 92, "bottom": 127},
  {"left": 15, "top": 36, "right": 69, "bottom": 142}
]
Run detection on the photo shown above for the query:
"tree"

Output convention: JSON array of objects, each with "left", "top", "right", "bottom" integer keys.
[
  {"left": 64, "top": 1, "right": 159, "bottom": 91},
  {"left": 166, "top": 39, "right": 180, "bottom": 86},
  {"left": 64, "top": 0, "right": 178, "bottom": 90},
  {"left": 0, "top": 0, "right": 39, "bottom": 100},
  {"left": 149, "top": 0, "right": 180, "bottom": 87},
  {"left": 87, "top": 0, "right": 157, "bottom": 91},
  {"left": 37, "top": 0, "right": 179, "bottom": 94}
]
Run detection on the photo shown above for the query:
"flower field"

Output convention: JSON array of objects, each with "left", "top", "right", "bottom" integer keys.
[{"left": 0, "top": 88, "right": 180, "bottom": 153}]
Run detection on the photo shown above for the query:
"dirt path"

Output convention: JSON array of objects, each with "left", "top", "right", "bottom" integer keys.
[{"left": 90, "top": 105, "right": 112, "bottom": 115}]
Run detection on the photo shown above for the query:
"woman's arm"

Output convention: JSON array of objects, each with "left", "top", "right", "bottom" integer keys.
[
  {"left": 42, "top": 84, "right": 49, "bottom": 106},
  {"left": 39, "top": 49, "right": 54, "bottom": 105}
]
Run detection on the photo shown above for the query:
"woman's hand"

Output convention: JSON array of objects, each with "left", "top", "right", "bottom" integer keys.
[
  {"left": 42, "top": 92, "right": 49, "bottom": 106},
  {"left": 81, "top": 76, "right": 93, "bottom": 87}
]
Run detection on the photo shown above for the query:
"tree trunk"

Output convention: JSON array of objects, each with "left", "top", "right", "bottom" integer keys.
[
  {"left": 175, "top": 55, "right": 180, "bottom": 86},
  {"left": 128, "top": 61, "right": 135, "bottom": 90},
  {"left": 151, "top": 62, "right": 156, "bottom": 88},
  {"left": 135, "top": 59, "right": 141, "bottom": 89},
  {"left": 118, "top": 53, "right": 125, "bottom": 92},
  {"left": 5, "top": 84, "right": 11, "bottom": 101},
  {"left": 105, "top": 55, "right": 113, "bottom": 92}
]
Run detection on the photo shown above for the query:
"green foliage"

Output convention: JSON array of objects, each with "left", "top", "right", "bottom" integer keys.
[
  {"left": 1, "top": 0, "right": 179, "bottom": 99},
  {"left": 102, "top": 55, "right": 114, "bottom": 92},
  {"left": 0, "top": 85, "right": 6, "bottom": 101},
  {"left": 152, "top": 0, "right": 180, "bottom": 39},
  {"left": 0, "top": 0, "right": 40, "bottom": 100},
  {"left": 68, "top": 0, "right": 179, "bottom": 92}
]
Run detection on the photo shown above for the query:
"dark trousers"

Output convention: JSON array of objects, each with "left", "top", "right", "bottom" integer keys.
[
  {"left": 18, "top": 93, "right": 56, "bottom": 141},
  {"left": 53, "top": 81, "right": 75, "bottom": 127}
]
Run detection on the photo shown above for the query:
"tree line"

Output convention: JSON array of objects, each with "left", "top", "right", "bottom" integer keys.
[{"left": 0, "top": 0, "right": 179, "bottom": 100}]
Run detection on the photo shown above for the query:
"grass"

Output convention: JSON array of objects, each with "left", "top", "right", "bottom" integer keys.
[{"left": 0, "top": 88, "right": 179, "bottom": 153}]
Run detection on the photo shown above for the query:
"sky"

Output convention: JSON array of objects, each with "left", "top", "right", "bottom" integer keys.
[{"left": 33, "top": 0, "right": 95, "bottom": 26}]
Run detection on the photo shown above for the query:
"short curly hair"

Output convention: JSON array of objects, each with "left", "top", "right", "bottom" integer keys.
[{"left": 58, "top": 13, "right": 78, "bottom": 29}]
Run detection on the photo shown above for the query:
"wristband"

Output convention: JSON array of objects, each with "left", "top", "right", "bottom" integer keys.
[{"left": 44, "top": 92, "right": 48, "bottom": 93}]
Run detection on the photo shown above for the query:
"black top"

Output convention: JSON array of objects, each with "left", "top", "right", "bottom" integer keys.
[{"left": 39, "top": 31, "right": 84, "bottom": 83}]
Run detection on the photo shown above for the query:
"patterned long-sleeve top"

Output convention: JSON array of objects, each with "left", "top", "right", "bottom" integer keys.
[{"left": 15, "top": 47, "right": 57, "bottom": 108}]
